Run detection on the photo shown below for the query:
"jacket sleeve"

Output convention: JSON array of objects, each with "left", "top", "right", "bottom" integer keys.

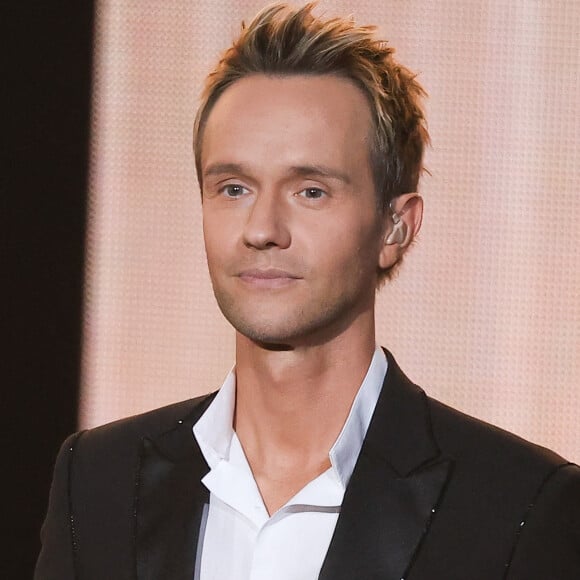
[
  {"left": 507, "top": 462, "right": 580, "bottom": 578},
  {"left": 34, "top": 432, "right": 84, "bottom": 580}
]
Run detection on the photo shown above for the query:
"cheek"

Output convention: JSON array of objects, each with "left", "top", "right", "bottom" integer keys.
[
  {"left": 202, "top": 215, "right": 228, "bottom": 268},
  {"left": 337, "top": 213, "right": 382, "bottom": 255},
  {"left": 314, "top": 222, "right": 379, "bottom": 277},
  {"left": 203, "top": 207, "right": 230, "bottom": 239}
]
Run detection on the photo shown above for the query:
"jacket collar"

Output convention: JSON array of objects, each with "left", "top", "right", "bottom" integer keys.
[
  {"left": 319, "top": 350, "right": 453, "bottom": 580},
  {"left": 367, "top": 349, "right": 443, "bottom": 476},
  {"left": 135, "top": 393, "right": 215, "bottom": 580}
]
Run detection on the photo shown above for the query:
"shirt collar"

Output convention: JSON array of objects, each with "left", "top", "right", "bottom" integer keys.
[
  {"left": 193, "top": 347, "right": 388, "bottom": 488},
  {"left": 329, "top": 346, "right": 387, "bottom": 487},
  {"left": 193, "top": 366, "right": 236, "bottom": 469}
]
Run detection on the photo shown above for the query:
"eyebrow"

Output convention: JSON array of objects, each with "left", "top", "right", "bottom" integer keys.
[
  {"left": 203, "top": 163, "right": 248, "bottom": 178},
  {"left": 203, "top": 162, "right": 351, "bottom": 185},
  {"left": 289, "top": 164, "right": 352, "bottom": 185}
]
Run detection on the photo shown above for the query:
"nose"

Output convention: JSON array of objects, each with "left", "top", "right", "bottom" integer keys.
[{"left": 243, "top": 191, "right": 291, "bottom": 250}]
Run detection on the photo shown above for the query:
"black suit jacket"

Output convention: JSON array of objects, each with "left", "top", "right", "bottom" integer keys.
[{"left": 35, "top": 352, "right": 580, "bottom": 579}]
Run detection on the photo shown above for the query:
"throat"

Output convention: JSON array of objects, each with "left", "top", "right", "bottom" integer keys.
[{"left": 250, "top": 455, "right": 333, "bottom": 516}]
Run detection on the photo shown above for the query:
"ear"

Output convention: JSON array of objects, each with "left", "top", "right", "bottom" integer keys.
[{"left": 378, "top": 193, "right": 423, "bottom": 270}]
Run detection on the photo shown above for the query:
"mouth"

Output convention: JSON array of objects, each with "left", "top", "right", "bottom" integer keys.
[{"left": 237, "top": 268, "right": 302, "bottom": 288}]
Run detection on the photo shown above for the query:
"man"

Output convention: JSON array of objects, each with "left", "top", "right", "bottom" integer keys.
[{"left": 36, "top": 3, "right": 580, "bottom": 579}]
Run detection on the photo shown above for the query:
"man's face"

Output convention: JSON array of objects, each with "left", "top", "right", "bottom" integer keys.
[{"left": 200, "top": 74, "right": 393, "bottom": 347}]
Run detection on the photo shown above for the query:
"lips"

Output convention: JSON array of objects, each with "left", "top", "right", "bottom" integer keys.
[
  {"left": 237, "top": 268, "right": 302, "bottom": 287},
  {"left": 239, "top": 268, "right": 300, "bottom": 279}
]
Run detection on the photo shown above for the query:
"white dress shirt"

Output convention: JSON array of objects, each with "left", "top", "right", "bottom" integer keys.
[{"left": 192, "top": 347, "right": 388, "bottom": 580}]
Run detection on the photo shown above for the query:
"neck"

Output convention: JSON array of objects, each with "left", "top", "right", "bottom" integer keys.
[
  {"left": 233, "top": 311, "right": 377, "bottom": 514},
  {"left": 233, "top": 311, "right": 376, "bottom": 464}
]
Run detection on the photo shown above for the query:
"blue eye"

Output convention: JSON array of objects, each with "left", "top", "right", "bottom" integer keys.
[
  {"left": 221, "top": 184, "right": 248, "bottom": 198},
  {"left": 299, "top": 187, "right": 325, "bottom": 199}
]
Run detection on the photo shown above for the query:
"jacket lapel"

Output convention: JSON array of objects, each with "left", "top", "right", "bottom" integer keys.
[
  {"left": 319, "top": 352, "right": 453, "bottom": 580},
  {"left": 135, "top": 394, "right": 216, "bottom": 580}
]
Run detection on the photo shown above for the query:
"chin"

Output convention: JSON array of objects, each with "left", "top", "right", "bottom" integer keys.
[
  {"left": 227, "top": 310, "right": 354, "bottom": 350},
  {"left": 230, "top": 317, "right": 301, "bottom": 347},
  {"left": 214, "top": 284, "right": 373, "bottom": 348}
]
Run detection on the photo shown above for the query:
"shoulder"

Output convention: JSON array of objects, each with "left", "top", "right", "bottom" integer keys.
[
  {"left": 78, "top": 393, "right": 215, "bottom": 442},
  {"left": 36, "top": 393, "right": 217, "bottom": 578},
  {"left": 427, "top": 393, "right": 580, "bottom": 564},
  {"left": 418, "top": 391, "right": 580, "bottom": 575},
  {"left": 427, "top": 394, "right": 570, "bottom": 473},
  {"left": 67, "top": 392, "right": 217, "bottom": 474},
  {"left": 55, "top": 393, "right": 217, "bottom": 529},
  {"left": 382, "top": 349, "right": 571, "bottom": 476}
]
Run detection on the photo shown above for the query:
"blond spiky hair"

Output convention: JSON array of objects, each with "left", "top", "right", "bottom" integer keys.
[{"left": 193, "top": 2, "right": 429, "bottom": 211}]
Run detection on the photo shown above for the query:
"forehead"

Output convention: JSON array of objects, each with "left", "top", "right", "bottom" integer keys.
[{"left": 201, "top": 74, "right": 373, "bottom": 177}]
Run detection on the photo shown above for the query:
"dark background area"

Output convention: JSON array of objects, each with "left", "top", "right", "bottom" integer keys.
[{"left": 4, "top": 3, "right": 94, "bottom": 577}]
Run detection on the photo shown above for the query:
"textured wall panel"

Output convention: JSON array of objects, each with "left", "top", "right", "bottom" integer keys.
[{"left": 81, "top": 0, "right": 579, "bottom": 462}]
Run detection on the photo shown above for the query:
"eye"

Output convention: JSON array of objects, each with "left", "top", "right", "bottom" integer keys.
[
  {"left": 298, "top": 187, "right": 326, "bottom": 200},
  {"left": 220, "top": 184, "right": 249, "bottom": 198}
]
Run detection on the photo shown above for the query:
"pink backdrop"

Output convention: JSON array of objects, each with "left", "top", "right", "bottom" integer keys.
[{"left": 80, "top": 1, "right": 580, "bottom": 463}]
